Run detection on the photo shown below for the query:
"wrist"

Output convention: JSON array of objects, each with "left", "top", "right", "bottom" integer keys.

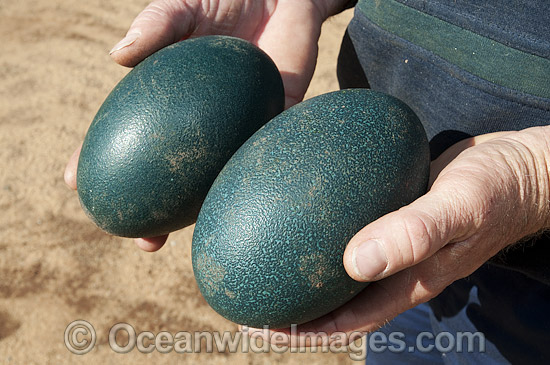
[
  {"left": 434, "top": 126, "right": 550, "bottom": 248},
  {"left": 503, "top": 126, "right": 550, "bottom": 235},
  {"left": 530, "top": 125, "right": 550, "bottom": 230}
]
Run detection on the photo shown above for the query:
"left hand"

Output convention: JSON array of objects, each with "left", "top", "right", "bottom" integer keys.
[
  {"left": 246, "top": 125, "right": 550, "bottom": 345},
  {"left": 65, "top": 0, "right": 348, "bottom": 251}
]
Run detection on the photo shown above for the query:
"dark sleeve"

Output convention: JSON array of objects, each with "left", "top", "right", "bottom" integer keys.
[{"left": 343, "top": 0, "right": 359, "bottom": 10}]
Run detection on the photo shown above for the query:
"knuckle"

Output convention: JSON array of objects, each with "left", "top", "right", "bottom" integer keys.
[{"left": 396, "top": 212, "right": 435, "bottom": 266}]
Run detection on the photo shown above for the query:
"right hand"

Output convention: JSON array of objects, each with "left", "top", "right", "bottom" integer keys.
[{"left": 65, "top": 0, "right": 351, "bottom": 251}]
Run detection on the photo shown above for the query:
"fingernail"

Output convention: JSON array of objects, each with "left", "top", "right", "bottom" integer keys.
[
  {"left": 352, "top": 240, "right": 387, "bottom": 280},
  {"left": 109, "top": 32, "right": 141, "bottom": 54}
]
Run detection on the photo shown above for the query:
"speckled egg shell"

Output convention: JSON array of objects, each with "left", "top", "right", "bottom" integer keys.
[
  {"left": 77, "top": 36, "right": 284, "bottom": 238},
  {"left": 192, "top": 89, "right": 430, "bottom": 328}
]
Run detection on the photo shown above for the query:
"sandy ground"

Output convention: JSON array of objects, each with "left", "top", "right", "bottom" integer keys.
[{"left": 0, "top": 1, "right": 359, "bottom": 364}]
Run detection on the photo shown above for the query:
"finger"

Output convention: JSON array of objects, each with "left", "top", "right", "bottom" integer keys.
[
  {"left": 247, "top": 237, "right": 482, "bottom": 347},
  {"left": 344, "top": 131, "right": 517, "bottom": 282},
  {"left": 135, "top": 234, "right": 169, "bottom": 252},
  {"left": 64, "top": 144, "right": 82, "bottom": 190},
  {"left": 343, "top": 189, "right": 476, "bottom": 282},
  {"left": 310, "top": 233, "right": 491, "bottom": 338},
  {"left": 109, "top": 0, "right": 200, "bottom": 67},
  {"left": 255, "top": 3, "right": 323, "bottom": 107}
]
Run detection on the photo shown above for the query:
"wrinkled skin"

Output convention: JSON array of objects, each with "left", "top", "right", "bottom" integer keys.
[{"left": 65, "top": 0, "right": 550, "bottom": 344}]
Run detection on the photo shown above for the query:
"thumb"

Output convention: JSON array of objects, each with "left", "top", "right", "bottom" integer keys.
[
  {"left": 343, "top": 190, "right": 473, "bottom": 282},
  {"left": 109, "top": 0, "right": 198, "bottom": 67}
]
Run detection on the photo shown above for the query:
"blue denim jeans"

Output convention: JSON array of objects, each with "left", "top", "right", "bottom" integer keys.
[
  {"left": 363, "top": 264, "right": 550, "bottom": 364},
  {"left": 365, "top": 302, "right": 507, "bottom": 364}
]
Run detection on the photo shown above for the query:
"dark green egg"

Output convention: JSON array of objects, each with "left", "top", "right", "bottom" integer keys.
[
  {"left": 77, "top": 36, "right": 284, "bottom": 237},
  {"left": 192, "top": 89, "right": 430, "bottom": 328}
]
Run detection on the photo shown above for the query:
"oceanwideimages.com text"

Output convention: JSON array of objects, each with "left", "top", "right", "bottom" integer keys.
[{"left": 64, "top": 320, "right": 486, "bottom": 360}]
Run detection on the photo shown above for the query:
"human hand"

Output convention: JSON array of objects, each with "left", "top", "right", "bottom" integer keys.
[
  {"left": 245, "top": 126, "right": 550, "bottom": 345},
  {"left": 65, "top": 0, "right": 351, "bottom": 250}
]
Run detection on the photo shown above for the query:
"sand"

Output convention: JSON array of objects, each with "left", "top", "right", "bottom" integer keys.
[{"left": 0, "top": 1, "right": 359, "bottom": 363}]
